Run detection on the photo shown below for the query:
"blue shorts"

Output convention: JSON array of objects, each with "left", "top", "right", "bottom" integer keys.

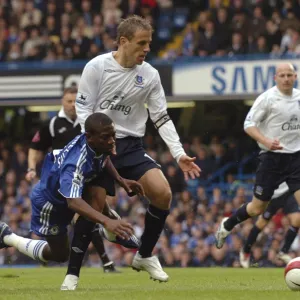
[
  {"left": 30, "top": 182, "right": 75, "bottom": 237},
  {"left": 262, "top": 192, "right": 300, "bottom": 220},
  {"left": 89, "top": 136, "right": 160, "bottom": 196}
]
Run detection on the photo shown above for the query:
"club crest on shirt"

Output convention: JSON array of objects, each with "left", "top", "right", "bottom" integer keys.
[
  {"left": 49, "top": 225, "right": 59, "bottom": 235},
  {"left": 134, "top": 75, "right": 144, "bottom": 87},
  {"left": 255, "top": 185, "right": 263, "bottom": 195}
]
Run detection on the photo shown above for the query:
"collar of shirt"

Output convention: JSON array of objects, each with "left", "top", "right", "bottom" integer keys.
[
  {"left": 58, "top": 108, "right": 80, "bottom": 127},
  {"left": 110, "top": 51, "right": 138, "bottom": 72},
  {"left": 85, "top": 140, "right": 104, "bottom": 160},
  {"left": 274, "top": 86, "right": 294, "bottom": 99}
]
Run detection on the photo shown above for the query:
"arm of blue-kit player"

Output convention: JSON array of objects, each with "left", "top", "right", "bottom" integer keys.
[{"left": 104, "top": 157, "right": 145, "bottom": 196}]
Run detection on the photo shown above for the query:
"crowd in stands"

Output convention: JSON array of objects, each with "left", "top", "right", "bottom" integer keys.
[
  {"left": 164, "top": 0, "right": 300, "bottom": 59},
  {"left": 0, "top": 128, "right": 298, "bottom": 268},
  {"left": 0, "top": 0, "right": 162, "bottom": 62},
  {"left": 1, "top": 0, "right": 299, "bottom": 63}
]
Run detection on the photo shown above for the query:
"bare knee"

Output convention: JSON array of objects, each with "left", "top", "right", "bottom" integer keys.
[
  {"left": 247, "top": 200, "right": 268, "bottom": 216},
  {"left": 256, "top": 216, "right": 268, "bottom": 229},
  {"left": 151, "top": 187, "right": 172, "bottom": 210},
  {"left": 140, "top": 169, "right": 172, "bottom": 210}
]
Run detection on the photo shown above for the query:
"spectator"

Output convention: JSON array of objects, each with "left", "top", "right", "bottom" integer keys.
[{"left": 20, "top": 0, "right": 42, "bottom": 29}]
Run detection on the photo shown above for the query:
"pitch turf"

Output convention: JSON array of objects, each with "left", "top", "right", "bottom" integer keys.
[{"left": 0, "top": 267, "right": 297, "bottom": 300}]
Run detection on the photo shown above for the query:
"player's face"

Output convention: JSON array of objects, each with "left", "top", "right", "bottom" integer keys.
[
  {"left": 275, "top": 68, "right": 297, "bottom": 95},
  {"left": 62, "top": 92, "right": 76, "bottom": 120},
  {"left": 124, "top": 30, "right": 152, "bottom": 65},
  {"left": 87, "top": 123, "right": 116, "bottom": 155}
]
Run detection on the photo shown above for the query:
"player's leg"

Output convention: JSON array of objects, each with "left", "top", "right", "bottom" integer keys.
[
  {"left": 132, "top": 168, "right": 171, "bottom": 282},
  {"left": 0, "top": 222, "right": 70, "bottom": 262},
  {"left": 84, "top": 185, "right": 119, "bottom": 272},
  {"left": 91, "top": 201, "right": 120, "bottom": 273},
  {"left": 216, "top": 196, "right": 269, "bottom": 249},
  {"left": 240, "top": 215, "right": 269, "bottom": 268},
  {"left": 216, "top": 152, "right": 281, "bottom": 249},
  {"left": 277, "top": 212, "right": 299, "bottom": 264},
  {"left": 277, "top": 196, "right": 300, "bottom": 263},
  {"left": 0, "top": 200, "right": 72, "bottom": 265},
  {"left": 240, "top": 195, "right": 282, "bottom": 268},
  {"left": 65, "top": 185, "right": 106, "bottom": 279},
  {"left": 0, "top": 182, "right": 75, "bottom": 264}
]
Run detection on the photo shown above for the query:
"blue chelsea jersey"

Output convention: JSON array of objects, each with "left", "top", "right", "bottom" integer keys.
[{"left": 38, "top": 134, "right": 108, "bottom": 205}]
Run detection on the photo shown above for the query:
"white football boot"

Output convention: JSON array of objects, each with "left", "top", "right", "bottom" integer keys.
[
  {"left": 239, "top": 250, "right": 250, "bottom": 268},
  {"left": 277, "top": 251, "right": 292, "bottom": 264},
  {"left": 215, "top": 217, "right": 231, "bottom": 249},
  {"left": 132, "top": 252, "right": 169, "bottom": 282},
  {"left": 60, "top": 274, "right": 79, "bottom": 291}
]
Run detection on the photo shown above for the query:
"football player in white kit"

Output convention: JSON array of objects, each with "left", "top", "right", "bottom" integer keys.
[
  {"left": 61, "top": 15, "right": 201, "bottom": 290},
  {"left": 239, "top": 182, "right": 300, "bottom": 268},
  {"left": 216, "top": 63, "right": 300, "bottom": 250}
]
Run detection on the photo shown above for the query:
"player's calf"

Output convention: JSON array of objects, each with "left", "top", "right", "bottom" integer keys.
[{"left": 0, "top": 222, "right": 48, "bottom": 263}]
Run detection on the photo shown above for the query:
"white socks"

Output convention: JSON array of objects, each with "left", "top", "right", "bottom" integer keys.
[{"left": 4, "top": 233, "right": 48, "bottom": 263}]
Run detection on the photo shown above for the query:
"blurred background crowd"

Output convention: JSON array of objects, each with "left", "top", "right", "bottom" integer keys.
[
  {"left": 1, "top": 0, "right": 300, "bottom": 62},
  {"left": 0, "top": 0, "right": 299, "bottom": 269}
]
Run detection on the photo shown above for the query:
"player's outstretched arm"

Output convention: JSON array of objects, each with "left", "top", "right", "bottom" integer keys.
[
  {"left": 178, "top": 155, "right": 201, "bottom": 181},
  {"left": 147, "top": 71, "right": 201, "bottom": 180},
  {"left": 104, "top": 157, "right": 145, "bottom": 196},
  {"left": 66, "top": 197, "right": 133, "bottom": 239}
]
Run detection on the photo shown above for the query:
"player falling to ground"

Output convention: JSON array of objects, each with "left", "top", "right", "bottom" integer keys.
[
  {"left": 239, "top": 182, "right": 299, "bottom": 268},
  {"left": 0, "top": 113, "right": 144, "bottom": 269},
  {"left": 62, "top": 15, "right": 201, "bottom": 290},
  {"left": 25, "top": 86, "right": 123, "bottom": 273},
  {"left": 215, "top": 63, "right": 300, "bottom": 250}
]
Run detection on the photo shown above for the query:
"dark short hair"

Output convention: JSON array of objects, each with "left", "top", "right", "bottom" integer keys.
[
  {"left": 63, "top": 86, "right": 78, "bottom": 95},
  {"left": 116, "top": 15, "right": 152, "bottom": 45},
  {"left": 85, "top": 113, "right": 113, "bottom": 134}
]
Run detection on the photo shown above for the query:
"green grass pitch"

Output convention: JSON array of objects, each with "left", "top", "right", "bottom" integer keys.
[{"left": 0, "top": 267, "right": 297, "bottom": 300}]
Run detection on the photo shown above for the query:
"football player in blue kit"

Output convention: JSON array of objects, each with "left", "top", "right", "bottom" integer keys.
[{"left": 0, "top": 113, "right": 144, "bottom": 267}]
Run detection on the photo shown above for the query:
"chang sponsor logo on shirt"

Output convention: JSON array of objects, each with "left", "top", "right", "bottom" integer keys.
[
  {"left": 100, "top": 91, "right": 132, "bottom": 115},
  {"left": 282, "top": 115, "right": 300, "bottom": 131}
]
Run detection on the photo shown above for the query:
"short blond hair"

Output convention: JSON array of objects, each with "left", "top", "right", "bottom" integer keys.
[{"left": 116, "top": 15, "right": 152, "bottom": 45}]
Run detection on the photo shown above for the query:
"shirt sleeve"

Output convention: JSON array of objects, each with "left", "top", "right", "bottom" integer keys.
[
  {"left": 147, "top": 71, "right": 186, "bottom": 162},
  {"left": 244, "top": 93, "right": 269, "bottom": 130},
  {"left": 29, "top": 120, "right": 52, "bottom": 151},
  {"left": 58, "top": 162, "right": 85, "bottom": 199},
  {"left": 76, "top": 64, "right": 100, "bottom": 132}
]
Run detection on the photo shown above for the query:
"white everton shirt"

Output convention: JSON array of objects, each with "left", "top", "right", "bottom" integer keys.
[
  {"left": 76, "top": 52, "right": 185, "bottom": 161},
  {"left": 244, "top": 86, "right": 300, "bottom": 153}
]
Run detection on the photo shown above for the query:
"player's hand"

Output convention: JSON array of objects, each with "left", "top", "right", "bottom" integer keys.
[
  {"left": 178, "top": 155, "right": 201, "bottom": 181},
  {"left": 104, "top": 218, "right": 133, "bottom": 240},
  {"left": 110, "top": 144, "right": 117, "bottom": 155},
  {"left": 263, "top": 138, "right": 283, "bottom": 150},
  {"left": 118, "top": 178, "right": 145, "bottom": 196},
  {"left": 25, "top": 170, "right": 37, "bottom": 182}
]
